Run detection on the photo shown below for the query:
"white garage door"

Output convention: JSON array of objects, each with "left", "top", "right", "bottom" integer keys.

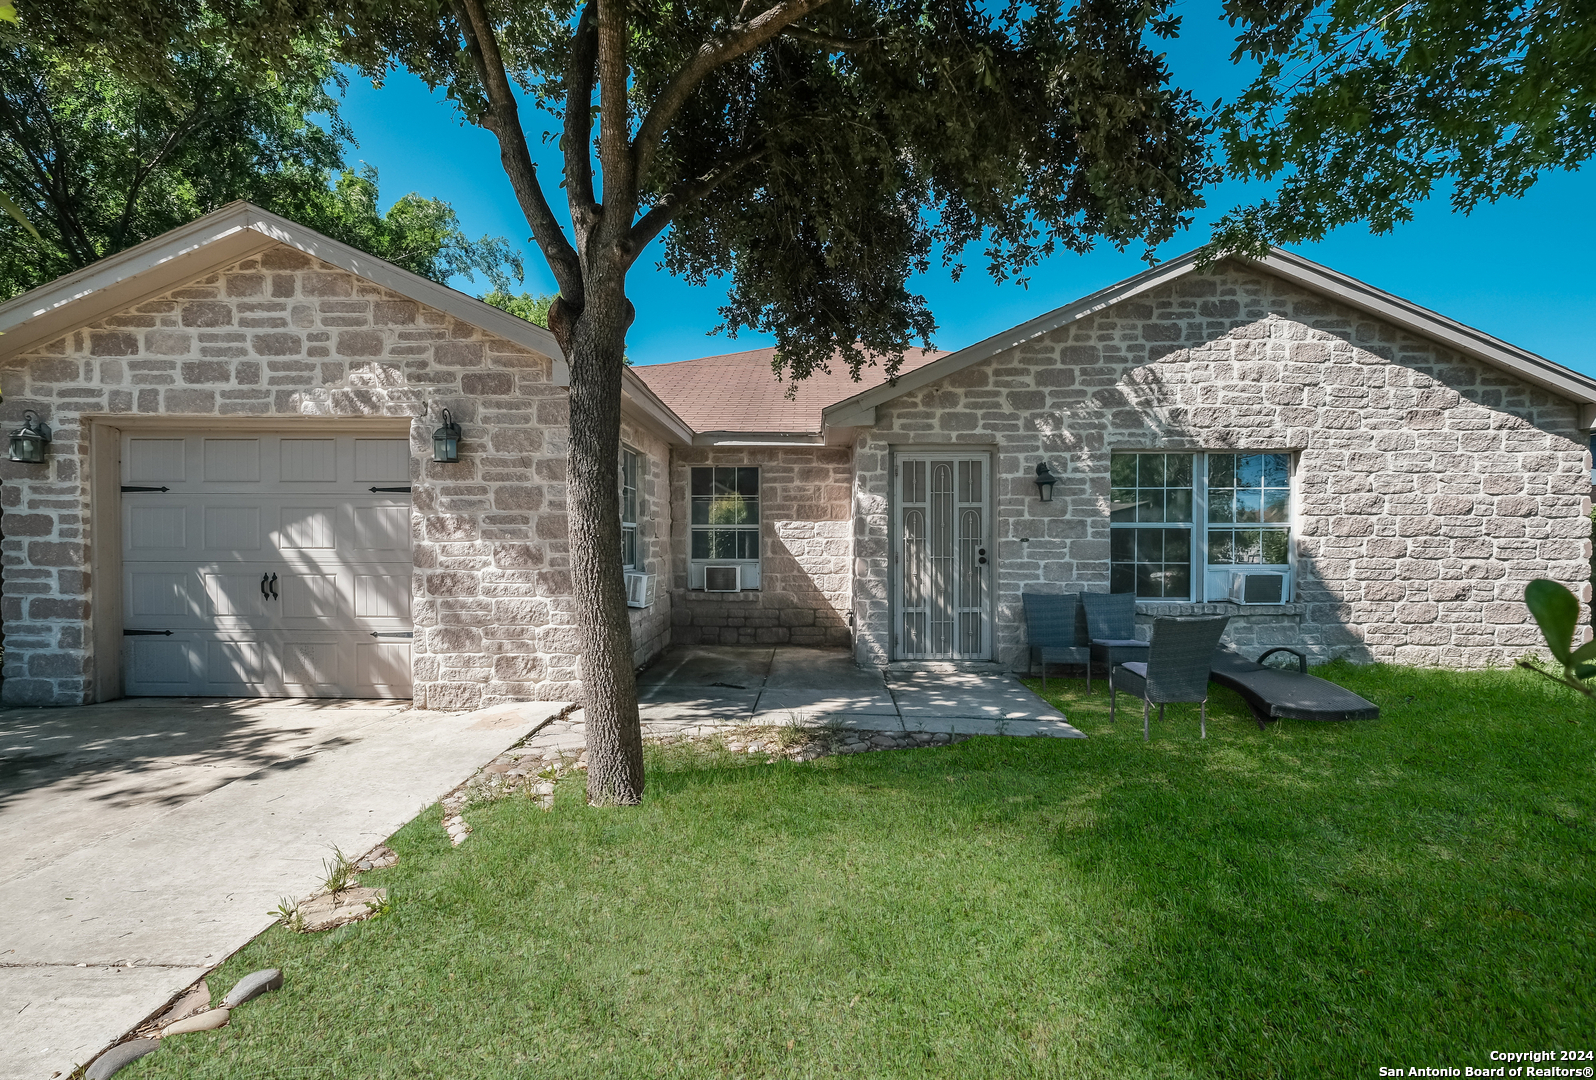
[{"left": 121, "top": 432, "right": 415, "bottom": 698}]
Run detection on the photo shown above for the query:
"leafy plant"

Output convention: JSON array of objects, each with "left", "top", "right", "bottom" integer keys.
[
  {"left": 321, "top": 847, "right": 357, "bottom": 897},
  {"left": 270, "top": 896, "right": 303, "bottom": 931},
  {"left": 1517, "top": 579, "right": 1596, "bottom": 695}
]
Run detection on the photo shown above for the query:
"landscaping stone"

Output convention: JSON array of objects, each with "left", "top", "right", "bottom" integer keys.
[
  {"left": 293, "top": 888, "right": 387, "bottom": 933},
  {"left": 355, "top": 844, "right": 398, "bottom": 872},
  {"left": 149, "top": 980, "right": 209, "bottom": 1028},
  {"left": 85, "top": 1038, "right": 159, "bottom": 1079},
  {"left": 221, "top": 968, "right": 283, "bottom": 1008},
  {"left": 160, "top": 1008, "right": 229, "bottom": 1036}
]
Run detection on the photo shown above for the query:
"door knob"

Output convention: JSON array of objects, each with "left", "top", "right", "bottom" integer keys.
[{"left": 978, "top": 557, "right": 988, "bottom": 565}]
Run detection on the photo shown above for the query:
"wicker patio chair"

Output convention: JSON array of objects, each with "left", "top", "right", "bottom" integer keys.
[
  {"left": 1080, "top": 591, "right": 1149, "bottom": 693},
  {"left": 1021, "top": 592, "right": 1089, "bottom": 691},
  {"left": 1110, "top": 615, "right": 1232, "bottom": 740}
]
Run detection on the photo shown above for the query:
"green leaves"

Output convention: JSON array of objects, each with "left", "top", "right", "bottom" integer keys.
[
  {"left": 1518, "top": 579, "right": 1596, "bottom": 697},
  {"left": 0, "top": 190, "right": 39, "bottom": 241},
  {"left": 1213, "top": 0, "right": 1596, "bottom": 252},
  {"left": 0, "top": 3, "right": 15, "bottom": 24}
]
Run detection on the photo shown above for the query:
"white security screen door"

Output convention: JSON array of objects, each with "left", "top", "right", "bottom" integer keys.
[
  {"left": 894, "top": 454, "right": 991, "bottom": 660},
  {"left": 121, "top": 432, "right": 414, "bottom": 698}
]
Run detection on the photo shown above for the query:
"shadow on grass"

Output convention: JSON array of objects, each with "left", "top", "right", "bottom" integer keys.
[{"left": 132, "top": 665, "right": 1595, "bottom": 1080}]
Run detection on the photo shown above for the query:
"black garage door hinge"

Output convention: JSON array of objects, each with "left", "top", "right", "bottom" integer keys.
[
  {"left": 121, "top": 486, "right": 170, "bottom": 493},
  {"left": 370, "top": 631, "right": 415, "bottom": 638},
  {"left": 368, "top": 486, "right": 412, "bottom": 493},
  {"left": 124, "top": 629, "right": 174, "bottom": 636}
]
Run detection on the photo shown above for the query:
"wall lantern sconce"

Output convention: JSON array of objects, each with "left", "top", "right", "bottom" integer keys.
[
  {"left": 8, "top": 410, "right": 51, "bottom": 464},
  {"left": 1033, "top": 461, "right": 1059, "bottom": 502},
  {"left": 431, "top": 408, "right": 462, "bottom": 463}
]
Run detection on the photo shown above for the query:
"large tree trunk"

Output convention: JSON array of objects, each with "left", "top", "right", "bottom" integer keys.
[{"left": 561, "top": 280, "right": 645, "bottom": 805}]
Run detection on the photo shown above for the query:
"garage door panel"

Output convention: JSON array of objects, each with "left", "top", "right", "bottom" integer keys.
[
  {"left": 126, "top": 636, "right": 197, "bottom": 694},
  {"left": 281, "top": 640, "right": 342, "bottom": 695},
  {"left": 124, "top": 431, "right": 413, "bottom": 699},
  {"left": 203, "top": 505, "right": 263, "bottom": 551},
  {"left": 127, "top": 504, "right": 187, "bottom": 552},
  {"left": 280, "top": 438, "right": 337, "bottom": 482},
  {"left": 203, "top": 640, "right": 273, "bottom": 694},
  {"left": 281, "top": 573, "right": 339, "bottom": 621},
  {"left": 279, "top": 506, "right": 338, "bottom": 550},
  {"left": 203, "top": 438, "right": 261, "bottom": 483},
  {"left": 356, "top": 640, "right": 412, "bottom": 697},
  {"left": 126, "top": 438, "right": 187, "bottom": 483}
]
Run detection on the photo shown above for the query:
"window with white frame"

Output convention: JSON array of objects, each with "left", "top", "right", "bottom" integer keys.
[
  {"left": 620, "top": 447, "right": 640, "bottom": 569},
  {"left": 690, "top": 466, "right": 760, "bottom": 588},
  {"left": 1109, "top": 451, "right": 1294, "bottom": 601}
]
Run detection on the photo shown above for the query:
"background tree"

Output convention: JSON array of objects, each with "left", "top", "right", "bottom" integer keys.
[
  {"left": 43, "top": 0, "right": 1216, "bottom": 804},
  {"left": 0, "top": 25, "right": 522, "bottom": 298},
  {"left": 1213, "top": 0, "right": 1596, "bottom": 251}
]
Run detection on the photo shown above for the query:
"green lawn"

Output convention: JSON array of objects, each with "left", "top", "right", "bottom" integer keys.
[{"left": 133, "top": 664, "right": 1594, "bottom": 1079}]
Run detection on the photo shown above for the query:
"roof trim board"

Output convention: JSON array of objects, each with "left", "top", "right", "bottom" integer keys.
[
  {"left": 820, "top": 247, "right": 1596, "bottom": 430},
  {"left": 0, "top": 201, "right": 570, "bottom": 385}
]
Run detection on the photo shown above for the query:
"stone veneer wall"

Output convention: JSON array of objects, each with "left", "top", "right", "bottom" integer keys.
[
  {"left": 620, "top": 415, "right": 673, "bottom": 666},
  {"left": 852, "top": 262, "right": 1592, "bottom": 669},
  {"left": 669, "top": 446, "right": 853, "bottom": 647},
  {"left": 0, "top": 242, "right": 579, "bottom": 708}
]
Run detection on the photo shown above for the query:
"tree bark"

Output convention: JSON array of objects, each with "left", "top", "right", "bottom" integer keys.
[{"left": 561, "top": 282, "right": 644, "bottom": 805}]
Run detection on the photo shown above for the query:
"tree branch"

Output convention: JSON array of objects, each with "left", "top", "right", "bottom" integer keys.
[
  {"left": 562, "top": 3, "right": 600, "bottom": 232},
  {"left": 595, "top": 0, "right": 635, "bottom": 227},
  {"left": 781, "top": 25, "right": 876, "bottom": 51},
  {"left": 450, "top": 0, "right": 583, "bottom": 298},
  {"left": 624, "top": 143, "right": 769, "bottom": 265},
  {"left": 631, "top": 0, "right": 835, "bottom": 191}
]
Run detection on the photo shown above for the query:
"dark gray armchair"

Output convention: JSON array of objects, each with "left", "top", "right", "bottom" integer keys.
[
  {"left": 1081, "top": 591, "right": 1149, "bottom": 692},
  {"left": 1110, "top": 615, "right": 1232, "bottom": 740},
  {"left": 1021, "top": 592, "right": 1089, "bottom": 690}
]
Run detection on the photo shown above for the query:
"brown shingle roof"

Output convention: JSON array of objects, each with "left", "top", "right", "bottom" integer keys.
[{"left": 632, "top": 347, "right": 945, "bottom": 434}]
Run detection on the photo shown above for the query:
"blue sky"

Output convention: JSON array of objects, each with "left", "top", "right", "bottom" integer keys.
[{"left": 332, "top": 2, "right": 1595, "bottom": 375}]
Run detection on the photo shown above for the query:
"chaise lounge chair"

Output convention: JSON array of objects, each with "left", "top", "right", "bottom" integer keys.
[{"left": 1208, "top": 647, "right": 1380, "bottom": 727}]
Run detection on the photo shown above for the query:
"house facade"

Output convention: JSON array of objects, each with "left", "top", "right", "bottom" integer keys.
[{"left": 1, "top": 203, "right": 1589, "bottom": 708}]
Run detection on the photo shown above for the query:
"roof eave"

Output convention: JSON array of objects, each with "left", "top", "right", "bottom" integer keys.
[
  {"left": 0, "top": 201, "right": 568, "bottom": 377},
  {"left": 820, "top": 247, "right": 1596, "bottom": 431}
]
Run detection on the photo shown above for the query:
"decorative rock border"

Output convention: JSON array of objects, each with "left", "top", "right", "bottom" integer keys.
[{"left": 91, "top": 969, "right": 284, "bottom": 1078}]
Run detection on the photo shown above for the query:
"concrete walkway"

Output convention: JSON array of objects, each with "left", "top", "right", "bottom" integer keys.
[
  {"left": 0, "top": 697, "right": 564, "bottom": 1080},
  {"left": 637, "top": 646, "right": 1085, "bottom": 739}
]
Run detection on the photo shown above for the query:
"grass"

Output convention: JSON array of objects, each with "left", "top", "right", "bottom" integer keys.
[{"left": 133, "top": 663, "right": 1595, "bottom": 1079}]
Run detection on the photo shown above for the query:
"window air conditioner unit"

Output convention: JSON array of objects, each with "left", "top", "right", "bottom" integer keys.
[
  {"left": 703, "top": 565, "right": 741, "bottom": 593},
  {"left": 1229, "top": 571, "right": 1285, "bottom": 605},
  {"left": 624, "top": 572, "right": 656, "bottom": 608}
]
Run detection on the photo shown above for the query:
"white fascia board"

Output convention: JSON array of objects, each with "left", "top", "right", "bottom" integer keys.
[
  {"left": 691, "top": 431, "right": 827, "bottom": 446},
  {"left": 820, "top": 245, "right": 1596, "bottom": 430},
  {"left": 819, "top": 253, "right": 1203, "bottom": 428},
  {"left": 621, "top": 368, "right": 694, "bottom": 443},
  {"left": 239, "top": 205, "right": 565, "bottom": 369},
  {"left": 0, "top": 200, "right": 568, "bottom": 374},
  {"left": 0, "top": 206, "right": 270, "bottom": 355},
  {"left": 1244, "top": 249, "right": 1596, "bottom": 405}
]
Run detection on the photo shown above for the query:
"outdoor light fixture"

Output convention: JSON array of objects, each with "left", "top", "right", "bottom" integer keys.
[
  {"left": 1033, "top": 461, "right": 1059, "bottom": 502},
  {"left": 431, "top": 408, "right": 462, "bottom": 463},
  {"left": 8, "top": 410, "right": 51, "bottom": 464}
]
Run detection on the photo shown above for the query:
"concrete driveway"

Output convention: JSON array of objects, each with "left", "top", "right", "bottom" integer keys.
[
  {"left": 0, "top": 696, "right": 564, "bottom": 1080},
  {"left": 637, "top": 646, "right": 1085, "bottom": 738}
]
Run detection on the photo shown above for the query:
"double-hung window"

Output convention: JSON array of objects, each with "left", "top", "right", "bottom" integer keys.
[
  {"left": 690, "top": 466, "right": 760, "bottom": 588},
  {"left": 1109, "top": 451, "right": 1294, "bottom": 601},
  {"left": 620, "top": 447, "right": 640, "bottom": 569}
]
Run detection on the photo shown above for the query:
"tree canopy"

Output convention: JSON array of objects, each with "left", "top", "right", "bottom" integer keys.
[
  {"left": 0, "top": 23, "right": 522, "bottom": 299},
  {"left": 1214, "top": 0, "right": 1596, "bottom": 251}
]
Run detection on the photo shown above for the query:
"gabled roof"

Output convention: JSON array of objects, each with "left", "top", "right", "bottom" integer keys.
[
  {"left": 821, "top": 247, "right": 1596, "bottom": 430},
  {"left": 0, "top": 201, "right": 570, "bottom": 384},
  {"left": 633, "top": 346, "right": 945, "bottom": 438}
]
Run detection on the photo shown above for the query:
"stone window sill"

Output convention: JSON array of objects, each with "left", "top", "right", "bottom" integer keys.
[{"left": 1135, "top": 600, "right": 1306, "bottom": 617}]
